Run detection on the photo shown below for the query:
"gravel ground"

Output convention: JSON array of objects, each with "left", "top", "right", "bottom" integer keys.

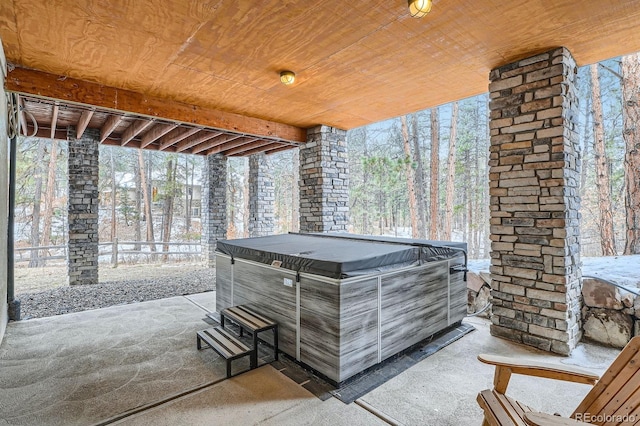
[{"left": 16, "top": 268, "right": 215, "bottom": 320}]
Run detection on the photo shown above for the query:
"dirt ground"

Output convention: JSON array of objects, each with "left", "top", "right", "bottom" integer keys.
[{"left": 14, "top": 262, "right": 209, "bottom": 293}]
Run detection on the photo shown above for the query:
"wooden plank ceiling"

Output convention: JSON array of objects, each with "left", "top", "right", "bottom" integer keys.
[{"left": 2, "top": 0, "right": 640, "bottom": 154}]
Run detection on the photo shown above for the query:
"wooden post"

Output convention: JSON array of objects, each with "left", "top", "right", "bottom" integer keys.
[{"left": 112, "top": 237, "right": 119, "bottom": 268}]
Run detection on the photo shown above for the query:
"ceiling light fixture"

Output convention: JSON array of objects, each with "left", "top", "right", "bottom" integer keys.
[
  {"left": 280, "top": 70, "right": 296, "bottom": 85},
  {"left": 408, "top": 0, "right": 432, "bottom": 18}
]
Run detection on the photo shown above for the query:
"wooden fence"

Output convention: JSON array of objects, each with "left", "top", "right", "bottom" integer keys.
[{"left": 14, "top": 240, "right": 202, "bottom": 266}]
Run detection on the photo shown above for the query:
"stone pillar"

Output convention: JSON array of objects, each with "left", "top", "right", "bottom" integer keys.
[
  {"left": 248, "top": 153, "right": 275, "bottom": 237},
  {"left": 299, "top": 125, "right": 349, "bottom": 233},
  {"left": 201, "top": 154, "right": 227, "bottom": 267},
  {"left": 67, "top": 127, "right": 100, "bottom": 285},
  {"left": 488, "top": 47, "right": 582, "bottom": 355}
]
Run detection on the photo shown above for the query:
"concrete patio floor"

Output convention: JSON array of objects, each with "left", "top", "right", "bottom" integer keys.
[{"left": 0, "top": 292, "right": 621, "bottom": 426}]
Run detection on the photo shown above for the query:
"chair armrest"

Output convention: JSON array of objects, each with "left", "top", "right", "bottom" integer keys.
[
  {"left": 524, "top": 412, "right": 591, "bottom": 426},
  {"left": 478, "top": 354, "right": 599, "bottom": 393}
]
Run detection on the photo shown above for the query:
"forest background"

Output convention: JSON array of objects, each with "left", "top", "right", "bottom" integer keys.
[{"left": 14, "top": 54, "right": 640, "bottom": 265}]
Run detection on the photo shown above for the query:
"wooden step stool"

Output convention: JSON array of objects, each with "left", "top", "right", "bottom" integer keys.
[
  {"left": 196, "top": 327, "right": 252, "bottom": 378},
  {"left": 219, "top": 305, "right": 278, "bottom": 369}
]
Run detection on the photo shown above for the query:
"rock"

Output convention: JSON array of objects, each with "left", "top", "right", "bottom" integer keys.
[
  {"left": 622, "top": 293, "right": 635, "bottom": 308},
  {"left": 583, "top": 308, "right": 633, "bottom": 348},
  {"left": 582, "top": 278, "right": 624, "bottom": 310}
]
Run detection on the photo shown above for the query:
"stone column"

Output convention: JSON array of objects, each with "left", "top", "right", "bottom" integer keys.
[
  {"left": 248, "top": 153, "right": 275, "bottom": 237},
  {"left": 67, "top": 127, "right": 100, "bottom": 285},
  {"left": 201, "top": 154, "right": 227, "bottom": 267},
  {"left": 488, "top": 47, "right": 582, "bottom": 355},
  {"left": 299, "top": 125, "right": 349, "bottom": 233}
]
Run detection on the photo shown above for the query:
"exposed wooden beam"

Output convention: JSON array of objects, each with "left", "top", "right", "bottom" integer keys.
[
  {"left": 235, "top": 142, "right": 284, "bottom": 157},
  {"left": 192, "top": 133, "right": 244, "bottom": 154},
  {"left": 120, "top": 119, "right": 153, "bottom": 146},
  {"left": 49, "top": 103, "right": 59, "bottom": 140},
  {"left": 76, "top": 109, "right": 94, "bottom": 139},
  {"left": 100, "top": 114, "right": 123, "bottom": 142},
  {"left": 6, "top": 66, "right": 307, "bottom": 143},
  {"left": 158, "top": 127, "right": 201, "bottom": 151},
  {"left": 205, "top": 137, "right": 254, "bottom": 156},
  {"left": 225, "top": 139, "right": 272, "bottom": 156},
  {"left": 175, "top": 131, "right": 223, "bottom": 152},
  {"left": 140, "top": 122, "right": 178, "bottom": 148},
  {"left": 265, "top": 144, "right": 297, "bottom": 155},
  {"left": 17, "top": 96, "right": 28, "bottom": 136}
]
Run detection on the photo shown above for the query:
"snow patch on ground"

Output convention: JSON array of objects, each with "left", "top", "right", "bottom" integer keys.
[{"left": 468, "top": 255, "right": 640, "bottom": 288}]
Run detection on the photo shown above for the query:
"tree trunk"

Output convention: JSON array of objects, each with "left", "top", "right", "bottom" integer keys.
[
  {"left": 162, "top": 159, "right": 175, "bottom": 261},
  {"left": 590, "top": 64, "right": 617, "bottom": 256},
  {"left": 401, "top": 116, "right": 419, "bottom": 238},
  {"left": 429, "top": 108, "right": 440, "bottom": 240},
  {"left": 184, "top": 156, "right": 191, "bottom": 234},
  {"left": 133, "top": 154, "right": 142, "bottom": 250},
  {"left": 138, "top": 149, "right": 156, "bottom": 253},
  {"left": 110, "top": 148, "right": 117, "bottom": 263},
  {"left": 41, "top": 139, "right": 58, "bottom": 256},
  {"left": 622, "top": 53, "right": 640, "bottom": 254},
  {"left": 29, "top": 138, "right": 46, "bottom": 267},
  {"left": 243, "top": 158, "right": 250, "bottom": 237},
  {"left": 411, "top": 113, "right": 427, "bottom": 238},
  {"left": 292, "top": 149, "right": 300, "bottom": 232},
  {"left": 580, "top": 93, "right": 591, "bottom": 195},
  {"left": 443, "top": 101, "right": 459, "bottom": 240}
]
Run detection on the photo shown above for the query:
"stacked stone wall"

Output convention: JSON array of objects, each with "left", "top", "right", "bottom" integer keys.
[
  {"left": 248, "top": 153, "right": 275, "bottom": 237},
  {"left": 299, "top": 125, "right": 349, "bottom": 233},
  {"left": 201, "top": 154, "right": 227, "bottom": 267},
  {"left": 67, "top": 127, "right": 100, "bottom": 285},
  {"left": 488, "top": 47, "right": 582, "bottom": 354}
]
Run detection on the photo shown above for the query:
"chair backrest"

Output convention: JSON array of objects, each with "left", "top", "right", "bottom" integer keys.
[{"left": 572, "top": 336, "right": 640, "bottom": 425}]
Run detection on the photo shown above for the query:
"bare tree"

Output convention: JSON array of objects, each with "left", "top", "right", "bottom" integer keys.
[
  {"left": 133, "top": 153, "right": 142, "bottom": 250},
  {"left": 401, "top": 115, "right": 419, "bottom": 237},
  {"left": 590, "top": 63, "right": 617, "bottom": 255},
  {"left": 429, "top": 108, "right": 440, "bottom": 240},
  {"left": 161, "top": 158, "right": 177, "bottom": 261},
  {"left": 110, "top": 148, "right": 117, "bottom": 264},
  {"left": 291, "top": 149, "right": 300, "bottom": 232},
  {"left": 29, "top": 138, "right": 46, "bottom": 267},
  {"left": 138, "top": 149, "right": 156, "bottom": 253},
  {"left": 622, "top": 53, "right": 640, "bottom": 254},
  {"left": 41, "top": 139, "right": 58, "bottom": 252},
  {"left": 443, "top": 101, "right": 459, "bottom": 240},
  {"left": 411, "top": 113, "right": 427, "bottom": 238}
]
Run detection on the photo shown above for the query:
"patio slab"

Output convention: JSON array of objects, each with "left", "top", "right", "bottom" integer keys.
[{"left": 0, "top": 294, "right": 622, "bottom": 426}]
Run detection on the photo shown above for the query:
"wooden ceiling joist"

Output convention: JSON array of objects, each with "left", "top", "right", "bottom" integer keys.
[
  {"left": 76, "top": 109, "right": 94, "bottom": 139},
  {"left": 175, "top": 131, "right": 223, "bottom": 153},
  {"left": 5, "top": 67, "right": 307, "bottom": 143},
  {"left": 49, "top": 103, "right": 59, "bottom": 140},
  {"left": 206, "top": 137, "right": 255, "bottom": 156},
  {"left": 264, "top": 144, "right": 296, "bottom": 155},
  {"left": 100, "top": 114, "right": 123, "bottom": 143},
  {"left": 140, "top": 123, "right": 178, "bottom": 148},
  {"left": 120, "top": 119, "right": 153, "bottom": 146},
  {"left": 191, "top": 133, "right": 243, "bottom": 155},
  {"left": 239, "top": 143, "right": 284, "bottom": 157},
  {"left": 225, "top": 139, "right": 273, "bottom": 156},
  {"left": 158, "top": 127, "right": 202, "bottom": 151}
]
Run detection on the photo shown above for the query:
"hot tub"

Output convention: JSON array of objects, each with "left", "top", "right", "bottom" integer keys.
[{"left": 215, "top": 233, "right": 467, "bottom": 384}]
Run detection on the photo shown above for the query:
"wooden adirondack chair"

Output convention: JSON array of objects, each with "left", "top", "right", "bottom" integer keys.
[{"left": 476, "top": 336, "right": 640, "bottom": 426}]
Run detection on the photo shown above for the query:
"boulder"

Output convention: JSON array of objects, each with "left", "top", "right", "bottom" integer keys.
[
  {"left": 583, "top": 308, "right": 633, "bottom": 348},
  {"left": 582, "top": 278, "right": 624, "bottom": 310}
]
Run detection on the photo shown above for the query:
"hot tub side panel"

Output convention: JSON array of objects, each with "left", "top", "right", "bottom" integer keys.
[
  {"left": 338, "top": 277, "right": 379, "bottom": 382},
  {"left": 449, "top": 255, "right": 467, "bottom": 325},
  {"left": 380, "top": 263, "right": 449, "bottom": 360},
  {"left": 216, "top": 255, "right": 298, "bottom": 356},
  {"left": 215, "top": 255, "right": 232, "bottom": 313},
  {"left": 299, "top": 276, "right": 340, "bottom": 381}
]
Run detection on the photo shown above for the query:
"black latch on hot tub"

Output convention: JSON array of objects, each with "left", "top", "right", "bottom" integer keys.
[{"left": 449, "top": 264, "right": 468, "bottom": 280}]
